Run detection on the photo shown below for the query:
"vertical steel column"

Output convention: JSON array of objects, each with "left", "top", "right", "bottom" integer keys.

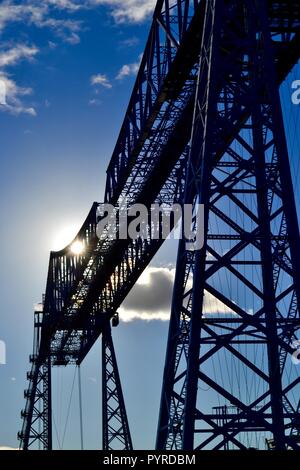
[
  {"left": 102, "top": 320, "right": 133, "bottom": 450},
  {"left": 182, "top": 0, "right": 223, "bottom": 449},
  {"left": 19, "top": 308, "right": 52, "bottom": 450},
  {"left": 19, "top": 355, "right": 52, "bottom": 450}
]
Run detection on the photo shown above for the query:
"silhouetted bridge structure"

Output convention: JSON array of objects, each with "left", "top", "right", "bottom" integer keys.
[{"left": 19, "top": 0, "right": 300, "bottom": 451}]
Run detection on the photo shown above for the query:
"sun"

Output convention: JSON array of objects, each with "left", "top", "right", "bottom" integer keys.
[
  {"left": 70, "top": 240, "right": 84, "bottom": 255},
  {"left": 52, "top": 225, "right": 81, "bottom": 252}
]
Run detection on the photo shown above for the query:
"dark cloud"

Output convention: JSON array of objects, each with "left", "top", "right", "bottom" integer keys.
[
  {"left": 119, "top": 266, "right": 233, "bottom": 322},
  {"left": 123, "top": 267, "right": 173, "bottom": 313}
]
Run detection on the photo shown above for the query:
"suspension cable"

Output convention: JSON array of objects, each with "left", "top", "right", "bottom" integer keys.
[{"left": 78, "top": 365, "right": 84, "bottom": 450}]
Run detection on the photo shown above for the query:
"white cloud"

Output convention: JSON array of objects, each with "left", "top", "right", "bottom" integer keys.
[
  {"left": 91, "top": 0, "right": 155, "bottom": 23},
  {"left": 119, "top": 266, "right": 234, "bottom": 323},
  {"left": 0, "top": 0, "right": 155, "bottom": 39},
  {"left": 89, "top": 98, "right": 102, "bottom": 106},
  {"left": 0, "top": 1, "right": 83, "bottom": 117},
  {"left": 48, "top": 40, "right": 57, "bottom": 49},
  {"left": 0, "top": 44, "right": 39, "bottom": 114},
  {"left": 0, "top": 44, "right": 39, "bottom": 68},
  {"left": 0, "top": 446, "right": 19, "bottom": 450},
  {"left": 0, "top": 0, "right": 154, "bottom": 116},
  {"left": 0, "top": 1, "right": 82, "bottom": 44},
  {"left": 65, "top": 32, "right": 80, "bottom": 44},
  {"left": 91, "top": 73, "right": 112, "bottom": 89},
  {"left": 119, "top": 308, "right": 169, "bottom": 322},
  {"left": 0, "top": 73, "right": 37, "bottom": 116},
  {"left": 0, "top": 0, "right": 155, "bottom": 51},
  {"left": 0, "top": 2, "right": 47, "bottom": 33},
  {"left": 34, "top": 17, "right": 83, "bottom": 44},
  {"left": 119, "top": 266, "right": 173, "bottom": 322},
  {"left": 116, "top": 55, "right": 141, "bottom": 80},
  {"left": 45, "top": 0, "right": 83, "bottom": 11}
]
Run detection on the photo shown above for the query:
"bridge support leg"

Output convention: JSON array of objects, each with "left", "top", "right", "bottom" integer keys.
[
  {"left": 19, "top": 355, "right": 52, "bottom": 450},
  {"left": 102, "top": 320, "right": 133, "bottom": 450},
  {"left": 157, "top": 0, "right": 300, "bottom": 451}
]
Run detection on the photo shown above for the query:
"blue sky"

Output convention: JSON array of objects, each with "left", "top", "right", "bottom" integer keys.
[
  {"left": 0, "top": 0, "right": 177, "bottom": 450},
  {"left": 0, "top": 0, "right": 300, "bottom": 451}
]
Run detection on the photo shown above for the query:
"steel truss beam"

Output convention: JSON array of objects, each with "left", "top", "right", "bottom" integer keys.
[{"left": 157, "top": 0, "right": 300, "bottom": 451}]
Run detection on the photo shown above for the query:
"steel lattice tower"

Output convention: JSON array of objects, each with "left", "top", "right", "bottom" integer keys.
[
  {"left": 102, "top": 321, "right": 133, "bottom": 450},
  {"left": 157, "top": 0, "right": 300, "bottom": 451},
  {"left": 19, "top": 0, "right": 300, "bottom": 451}
]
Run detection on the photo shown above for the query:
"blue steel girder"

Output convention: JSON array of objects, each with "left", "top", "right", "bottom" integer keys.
[
  {"left": 104, "top": 0, "right": 203, "bottom": 205},
  {"left": 51, "top": 147, "right": 188, "bottom": 362},
  {"left": 43, "top": 0, "right": 300, "bottom": 364},
  {"left": 157, "top": 0, "right": 300, "bottom": 451},
  {"left": 20, "top": 0, "right": 300, "bottom": 452},
  {"left": 44, "top": 203, "right": 98, "bottom": 320}
]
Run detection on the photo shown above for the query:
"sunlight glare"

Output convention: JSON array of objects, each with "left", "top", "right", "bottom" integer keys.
[
  {"left": 52, "top": 225, "right": 79, "bottom": 252},
  {"left": 70, "top": 240, "right": 84, "bottom": 255}
]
